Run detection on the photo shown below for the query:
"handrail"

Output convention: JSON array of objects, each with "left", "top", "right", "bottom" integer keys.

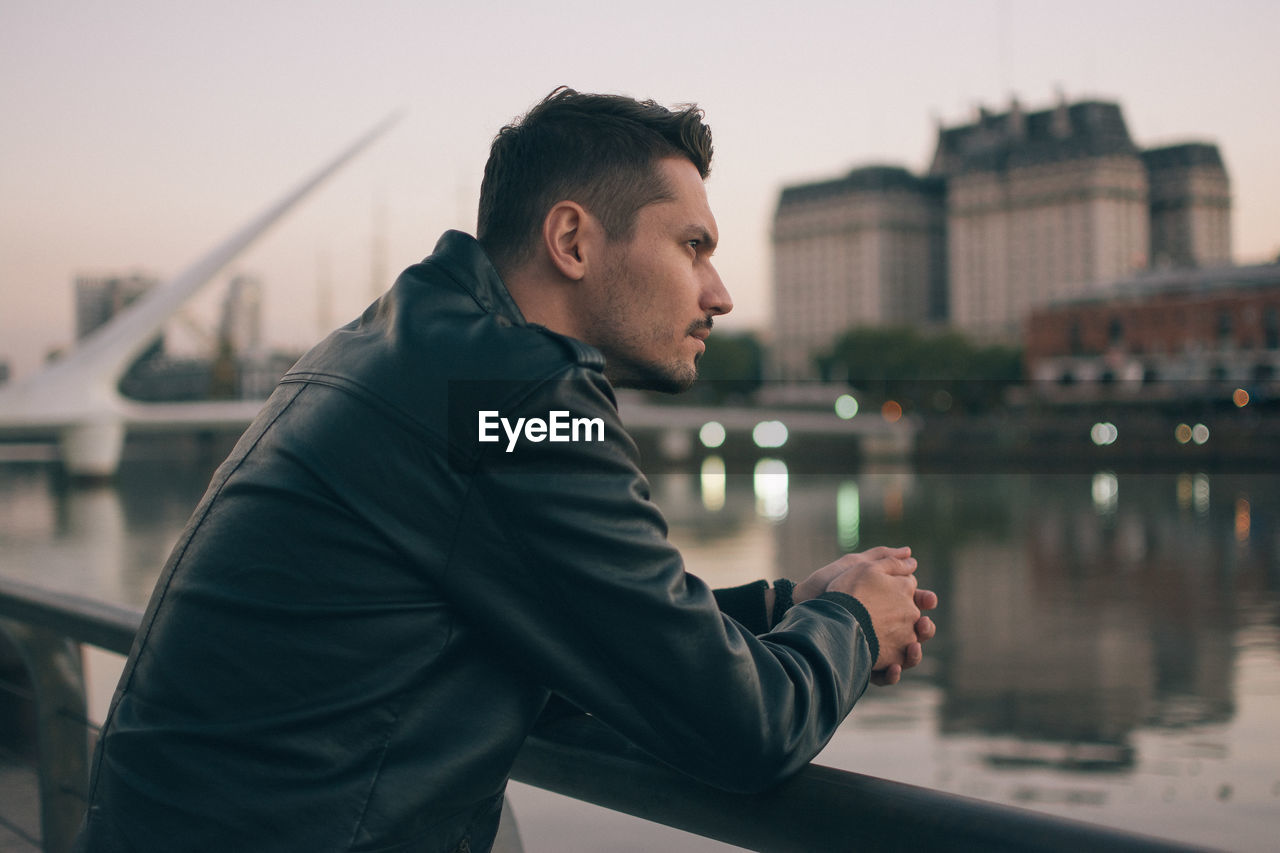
[
  {"left": 0, "top": 575, "right": 1210, "bottom": 852},
  {"left": 514, "top": 716, "right": 1202, "bottom": 852},
  {"left": 0, "top": 576, "right": 139, "bottom": 655}
]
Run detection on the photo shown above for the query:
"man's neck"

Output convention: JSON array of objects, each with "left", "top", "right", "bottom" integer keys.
[{"left": 503, "top": 263, "right": 585, "bottom": 340}]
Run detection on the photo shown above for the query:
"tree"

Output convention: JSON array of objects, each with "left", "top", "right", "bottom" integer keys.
[
  {"left": 690, "top": 332, "right": 765, "bottom": 403},
  {"left": 823, "top": 327, "right": 1022, "bottom": 413}
]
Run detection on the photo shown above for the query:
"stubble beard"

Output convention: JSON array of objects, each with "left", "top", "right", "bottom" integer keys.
[
  {"left": 601, "top": 337, "right": 700, "bottom": 394},
  {"left": 591, "top": 248, "right": 704, "bottom": 394}
]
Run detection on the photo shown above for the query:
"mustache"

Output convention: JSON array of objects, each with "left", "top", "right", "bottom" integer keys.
[{"left": 686, "top": 316, "right": 714, "bottom": 336}]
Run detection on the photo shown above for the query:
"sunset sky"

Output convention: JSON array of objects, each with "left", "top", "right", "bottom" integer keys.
[{"left": 3, "top": 0, "right": 1277, "bottom": 381}]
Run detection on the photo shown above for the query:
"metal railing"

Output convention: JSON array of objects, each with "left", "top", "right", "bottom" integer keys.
[{"left": 0, "top": 574, "right": 1207, "bottom": 853}]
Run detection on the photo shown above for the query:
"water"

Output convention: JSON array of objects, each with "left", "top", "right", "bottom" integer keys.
[{"left": 2, "top": 455, "right": 1278, "bottom": 851}]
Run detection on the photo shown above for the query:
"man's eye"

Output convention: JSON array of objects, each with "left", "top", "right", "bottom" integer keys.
[{"left": 687, "top": 240, "right": 700, "bottom": 250}]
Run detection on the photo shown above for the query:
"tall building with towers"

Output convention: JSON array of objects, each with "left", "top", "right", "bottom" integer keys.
[
  {"left": 1143, "top": 143, "right": 1232, "bottom": 270},
  {"left": 770, "top": 95, "right": 1232, "bottom": 378},
  {"left": 772, "top": 167, "right": 946, "bottom": 380},
  {"left": 933, "top": 98, "right": 1152, "bottom": 339}
]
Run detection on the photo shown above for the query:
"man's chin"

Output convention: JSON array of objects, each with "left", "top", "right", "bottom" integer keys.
[
  {"left": 607, "top": 360, "right": 697, "bottom": 394},
  {"left": 614, "top": 374, "right": 695, "bottom": 395}
]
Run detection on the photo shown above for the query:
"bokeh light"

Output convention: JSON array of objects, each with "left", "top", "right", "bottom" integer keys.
[
  {"left": 699, "top": 421, "right": 726, "bottom": 449},
  {"left": 1091, "top": 422, "right": 1118, "bottom": 446},
  {"left": 752, "top": 420, "right": 788, "bottom": 448}
]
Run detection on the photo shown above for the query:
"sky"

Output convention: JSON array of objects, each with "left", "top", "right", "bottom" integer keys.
[{"left": 2, "top": 0, "right": 1278, "bottom": 381}]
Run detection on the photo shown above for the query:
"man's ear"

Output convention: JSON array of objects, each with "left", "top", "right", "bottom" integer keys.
[{"left": 542, "top": 201, "right": 599, "bottom": 281}]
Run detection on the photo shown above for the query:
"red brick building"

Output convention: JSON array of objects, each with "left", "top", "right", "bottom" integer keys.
[{"left": 1026, "top": 262, "right": 1280, "bottom": 389}]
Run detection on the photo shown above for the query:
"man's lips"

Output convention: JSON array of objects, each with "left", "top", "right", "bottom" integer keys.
[{"left": 689, "top": 317, "right": 712, "bottom": 341}]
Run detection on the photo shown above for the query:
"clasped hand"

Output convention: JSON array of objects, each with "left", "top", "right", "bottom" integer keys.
[{"left": 794, "top": 546, "right": 938, "bottom": 687}]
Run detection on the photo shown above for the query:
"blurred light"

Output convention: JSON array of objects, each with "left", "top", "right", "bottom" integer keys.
[
  {"left": 1175, "top": 423, "right": 1193, "bottom": 444},
  {"left": 753, "top": 458, "right": 789, "bottom": 521},
  {"left": 1194, "top": 473, "right": 1210, "bottom": 515},
  {"left": 752, "top": 420, "right": 788, "bottom": 448},
  {"left": 1092, "top": 471, "right": 1119, "bottom": 514},
  {"left": 1235, "top": 497, "right": 1251, "bottom": 543},
  {"left": 700, "top": 455, "right": 726, "bottom": 512},
  {"left": 659, "top": 429, "right": 692, "bottom": 460},
  {"left": 834, "top": 394, "right": 859, "bottom": 420},
  {"left": 699, "top": 421, "right": 726, "bottom": 449},
  {"left": 1192, "top": 423, "right": 1210, "bottom": 445},
  {"left": 836, "top": 481, "right": 860, "bottom": 551},
  {"left": 932, "top": 390, "right": 953, "bottom": 412},
  {"left": 881, "top": 400, "right": 903, "bottom": 423},
  {"left": 1091, "top": 422, "right": 1118, "bottom": 446},
  {"left": 1233, "top": 388, "right": 1250, "bottom": 407},
  {"left": 884, "top": 485, "right": 904, "bottom": 522},
  {"left": 1176, "top": 473, "right": 1193, "bottom": 510}
]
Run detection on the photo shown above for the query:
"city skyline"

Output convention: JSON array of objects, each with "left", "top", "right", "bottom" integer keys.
[{"left": 3, "top": 1, "right": 1278, "bottom": 381}]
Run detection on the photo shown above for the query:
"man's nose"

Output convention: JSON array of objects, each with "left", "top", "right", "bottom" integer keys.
[{"left": 701, "top": 265, "right": 733, "bottom": 317}]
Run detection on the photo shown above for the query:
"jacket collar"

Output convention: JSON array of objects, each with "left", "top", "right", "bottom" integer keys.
[
  {"left": 428, "top": 230, "right": 607, "bottom": 371},
  {"left": 430, "top": 230, "right": 528, "bottom": 326}
]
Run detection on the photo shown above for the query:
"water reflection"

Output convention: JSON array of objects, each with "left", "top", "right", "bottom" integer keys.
[
  {"left": 2, "top": 459, "right": 1278, "bottom": 849},
  {"left": 752, "top": 458, "right": 788, "bottom": 521},
  {"left": 1091, "top": 470, "right": 1119, "bottom": 515},
  {"left": 835, "top": 481, "right": 859, "bottom": 552},
  {"left": 699, "top": 456, "right": 725, "bottom": 512},
  {"left": 669, "top": 461, "right": 1279, "bottom": 847},
  {"left": 0, "top": 461, "right": 208, "bottom": 607}
]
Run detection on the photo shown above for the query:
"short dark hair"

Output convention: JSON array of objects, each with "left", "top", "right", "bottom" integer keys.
[{"left": 476, "top": 87, "right": 713, "bottom": 273}]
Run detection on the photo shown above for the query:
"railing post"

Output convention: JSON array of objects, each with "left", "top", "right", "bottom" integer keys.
[{"left": 0, "top": 619, "right": 90, "bottom": 853}]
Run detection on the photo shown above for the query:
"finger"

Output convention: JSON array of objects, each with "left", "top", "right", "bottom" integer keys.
[
  {"left": 857, "top": 545, "right": 911, "bottom": 561},
  {"left": 915, "top": 589, "right": 939, "bottom": 610},
  {"left": 915, "top": 616, "right": 936, "bottom": 643},
  {"left": 903, "top": 641, "right": 923, "bottom": 669},
  {"left": 880, "top": 555, "right": 919, "bottom": 576},
  {"left": 871, "top": 664, "right": 902, "bottom": 686}
]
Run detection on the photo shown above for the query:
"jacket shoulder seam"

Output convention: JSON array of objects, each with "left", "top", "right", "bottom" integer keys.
[{"left": 279, "top": 372, "right": 447, "bottom": 443}]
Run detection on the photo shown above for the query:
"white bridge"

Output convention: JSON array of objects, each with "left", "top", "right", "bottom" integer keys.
[
  {"left": 0, "top": 118, "right": 917, "bottom": 477},
  {"left": 0, "top": 116, "right": 399, "bottom": 477},
  {"left": 615, "top": 394, "right": 918, "bottom": 465}
]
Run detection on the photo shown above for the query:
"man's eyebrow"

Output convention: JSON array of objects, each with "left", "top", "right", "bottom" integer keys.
[{"left": 683, "top": 225, "right": 717, "bottom": 251}]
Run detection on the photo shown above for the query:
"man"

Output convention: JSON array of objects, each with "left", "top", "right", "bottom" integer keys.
[{"left": 77, "top": 88, "right": 937, "bottom": 852}]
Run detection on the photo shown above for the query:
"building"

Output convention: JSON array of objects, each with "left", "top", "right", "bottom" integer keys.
[
  {"left": 74, "top": 273, "right": 158, "bottom": 340},
  {"left": 771, "top": 95, "right": 1232, "bottom": 377},
  {"left": 75, "top": 273, "right": 166, "bottom": 368},
  {"left": 1143, "top": 143, "right": 1232, "bottom": 270},
  {"left": 1025, "top": 261, "right": 1280, "bottom": 391},
  {"left": 76, "top": 270, "right": 292, "bottom": 401},
  {"left": 220, "top": 274, "right": 264, "bottom": 359},
  {"left": 935, "top": 99, "right": 1153, "bottom": 340},
  {"left": 771, "top": 166, "right": 946, "bottom": 379}
]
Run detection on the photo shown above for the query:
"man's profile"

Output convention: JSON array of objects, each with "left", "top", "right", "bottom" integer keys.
[{"left": 76, "top": 88, "right": 936, "bottom": 853}]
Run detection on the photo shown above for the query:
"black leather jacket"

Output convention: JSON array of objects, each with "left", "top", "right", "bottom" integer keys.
[{"left": 78, "top": 232, "right": 877, "bottom": 852}]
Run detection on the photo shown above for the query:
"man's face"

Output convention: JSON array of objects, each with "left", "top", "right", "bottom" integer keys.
[{"left": 585, "top": 157, "right": 733, "bottom": 393}]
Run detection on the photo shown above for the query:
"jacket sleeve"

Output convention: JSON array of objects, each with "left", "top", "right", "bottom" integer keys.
[
  {"left": 437, "top": 370, "right": 876, "bottom": 793},
  {"left": 711, "top": 580, "right": 771, "bottom": 635}
]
